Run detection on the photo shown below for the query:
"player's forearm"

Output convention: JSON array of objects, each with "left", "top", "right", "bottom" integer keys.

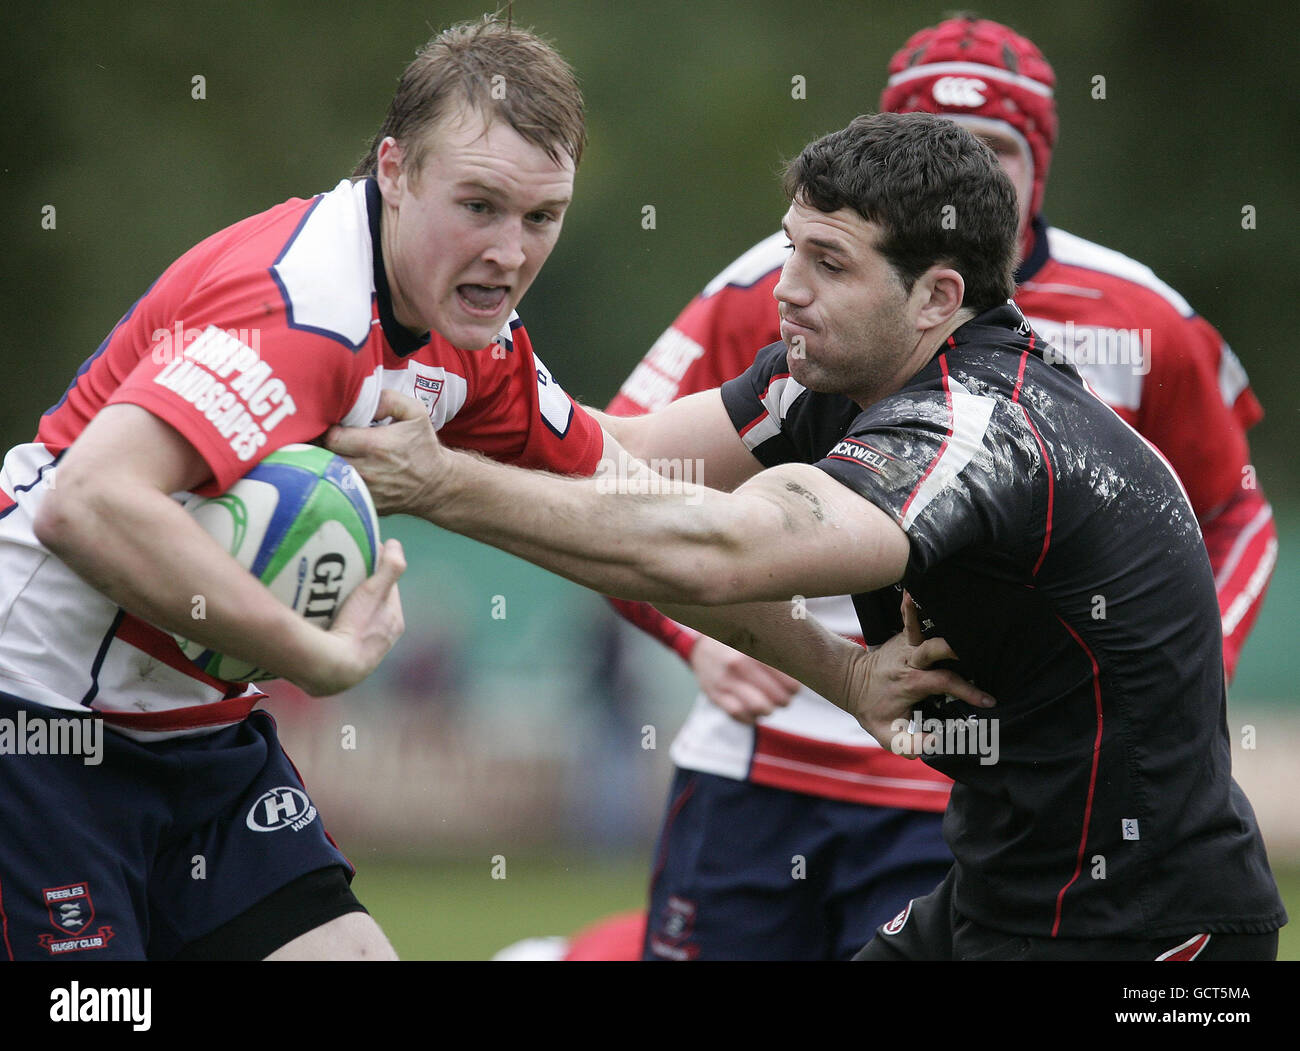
[
  {"left": 421, "top": 446, "right": 758, "bottom": 604},
  {"left": 35, "top": 480, "right": 348, "bottom": 690},
  {"left": 653, "top": 598, "right": 868, "bottom": 724}
]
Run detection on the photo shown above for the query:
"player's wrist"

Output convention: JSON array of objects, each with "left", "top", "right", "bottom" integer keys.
[
  {"left": 846, "top": 644, "right": 890, "bottom": 746},
  {"left": 285, "top": 628, "right": 361, "bottom": 697},
  {"left": 416, "top": 445, "right": 476, "bottom": 524},
  {"left": 675, "top": 626, "right": 704, "bottom": 665}
]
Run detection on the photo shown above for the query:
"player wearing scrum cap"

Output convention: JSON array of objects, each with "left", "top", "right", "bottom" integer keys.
[{"left": 598, "top": 16, "right": 1275, "bottom": 960}]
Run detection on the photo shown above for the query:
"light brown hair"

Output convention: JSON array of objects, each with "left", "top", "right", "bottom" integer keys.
[{"left": 353, "top": 15, "right": 586, "bottom": 178}]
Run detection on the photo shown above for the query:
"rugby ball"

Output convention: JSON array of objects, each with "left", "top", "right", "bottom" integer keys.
[{"left": 173, "top": 443, "right": 381, "bottom": 682}]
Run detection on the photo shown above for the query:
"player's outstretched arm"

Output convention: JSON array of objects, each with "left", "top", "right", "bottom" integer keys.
[
  {"left": 331, "top": 391, "right": 904, "bottom": 604},
  {"left": 332, "top": 387, "right": 764, "bottom": 518},
  {"left": 34, "top": 404, "right": 405, "bottom": 696}
]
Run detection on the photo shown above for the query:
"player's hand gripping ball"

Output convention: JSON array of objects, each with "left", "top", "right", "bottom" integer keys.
[{"left": 173, "top": 443, "right": 381, "bottom": 681}]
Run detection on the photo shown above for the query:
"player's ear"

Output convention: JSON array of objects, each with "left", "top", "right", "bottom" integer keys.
[
  {"left": 375, "top": 137, "right": 406, "bottom": 202},
  {"left": 912, "top": 267, "right": 965, "bottom": 331}
]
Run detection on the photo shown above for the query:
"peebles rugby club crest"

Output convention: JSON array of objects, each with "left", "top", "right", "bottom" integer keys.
[
  {"left": 414, "top": 374, "right": 444, "bottom": 416},
  {"left": 647, "top": 894, "right": 700, "bottom": 960},
  {"left": 38, "top": 882, "right": 115, "bottom": 955}
]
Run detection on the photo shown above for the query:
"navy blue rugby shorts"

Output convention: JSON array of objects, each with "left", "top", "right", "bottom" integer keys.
[
  {"left": 0, "top": 691, "right": 354, "bottom": 960},
  {"left": 643, "top": 767, "right": 952, "bottom": 960}
]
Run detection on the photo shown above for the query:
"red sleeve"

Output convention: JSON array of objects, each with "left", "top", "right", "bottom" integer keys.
[
  {"left": 1201, "top": 484, "right": 1277, "bottom": 681},
  {"left": 439, "top": 319, "right": 603, "bottom": 478},
  {"left": 1134, "top": 310, "right": 1273, "bottom": 678},
  {"left": 1137, "top": 313, "right": 1256, "bottom": 518},
  {"left": 607, "top": 597, "right": 701, "bottom": 663},
  {"left": 101, "top": 256, "right": 358, "bottom": 496}
]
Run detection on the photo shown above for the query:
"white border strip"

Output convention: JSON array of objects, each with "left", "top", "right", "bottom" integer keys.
[{"left": 887, "top": 61, "right": 1054, "bottom": 98}]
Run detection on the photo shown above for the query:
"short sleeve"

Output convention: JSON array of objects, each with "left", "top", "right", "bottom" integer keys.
[
  {"left": 106, "top": 316, "right": 358, "bottom": 496},
  {"left": 815, "top": 383, "right": 1039, "bottom": 575},
  {"left": 719, "top": 343, "right": 861, "bottom": 469}
]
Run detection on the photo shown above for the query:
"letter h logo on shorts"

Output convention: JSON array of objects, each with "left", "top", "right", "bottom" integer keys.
[{"left": 246, "top": 786, "right": 317, "bottom": 832}]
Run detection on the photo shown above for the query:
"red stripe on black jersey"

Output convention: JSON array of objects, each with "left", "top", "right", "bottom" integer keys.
[
  {"left": 758, "top": 371, "right": 792, "bottom": 403},
  {"left": 1013, "top": 340, "right": 1055, "bottom": 577},
  {"left": 1155, "top": 933, "right": 1211, "bottom": 961},
  {"left": 738, "top": 412, "right": 768, "bottom": 440},
  {"left": 1020, "top": 405, "right": 1055, "bottom": 577},
  {"left": 1050, "top": 614, "right": 1105, "bottom": 938},
  {"left": 1011, "top": 349, "right": 1030, "bottom": 404}
]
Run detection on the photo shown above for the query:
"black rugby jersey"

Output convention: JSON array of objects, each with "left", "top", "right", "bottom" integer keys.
[{"left": 721, "top": 303, "right": 1285, "bottom": 939}]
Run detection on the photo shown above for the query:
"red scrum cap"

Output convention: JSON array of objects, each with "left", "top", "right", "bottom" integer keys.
[{"left": 880, "top": 17, "right": 1058, "bottom": 219}]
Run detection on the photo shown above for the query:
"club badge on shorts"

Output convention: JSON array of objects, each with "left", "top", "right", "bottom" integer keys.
[{"left": 38, "top": 882, "right": 116, "bottom": 955}]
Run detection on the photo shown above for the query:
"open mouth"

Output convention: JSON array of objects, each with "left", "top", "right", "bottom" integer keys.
[{"left": 457, "top": 284, "right": 509, "bottom": 315}]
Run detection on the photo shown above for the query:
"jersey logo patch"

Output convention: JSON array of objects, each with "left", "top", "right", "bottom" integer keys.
[
  {"left": 647, "top": 895, "right": 700, "bottom": 960},
  {"left": 827, "top": 438, "right": 895, "bottom": 477},
  {"left": 152, "top": 325, "right": 298, "bottom": 462},
  {"left": 882, "top": 901, "right": 913, "bottom": 936},
  {"left": 414, "top": 374, "right": 444, "bottom": 416},
  {"left": 39, "top": 883, "right": 115, "bottom": 954}
]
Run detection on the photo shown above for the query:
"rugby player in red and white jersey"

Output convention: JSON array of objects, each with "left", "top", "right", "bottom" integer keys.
[
  {"left": 600, "top": 17, "right": 1276, "bottom": 960},
  {"left": 0, "top": 18, "right": 604, "bottom": 961}
]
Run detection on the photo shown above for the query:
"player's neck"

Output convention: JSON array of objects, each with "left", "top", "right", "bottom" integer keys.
[
  {"left": 850, "top": 308, "right": 976, "bottom": 409},
  {"left": 377, "top": 203, "right": 424, "bottom": 335}
]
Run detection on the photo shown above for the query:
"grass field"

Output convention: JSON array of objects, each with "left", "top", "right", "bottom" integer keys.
[{"left": 352, "top": 853, "right": 1300, "bottom": 960}]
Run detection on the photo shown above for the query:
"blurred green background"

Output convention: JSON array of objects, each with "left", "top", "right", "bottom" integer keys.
[{"left": 3, "top": 1, "right": 1297, "bottom": 958}]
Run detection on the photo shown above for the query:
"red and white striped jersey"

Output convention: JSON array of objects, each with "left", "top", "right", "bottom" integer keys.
[
  {"left": 0, "top": 178, "right": 603, "bottom": 740},
  {"left": 608, "top": 219, "right": 1274, "bottom": 810}
]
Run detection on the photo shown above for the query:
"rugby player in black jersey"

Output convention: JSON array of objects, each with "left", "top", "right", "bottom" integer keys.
[{"left": 329, "top": 112, "right": 1286, "bottom": 960}]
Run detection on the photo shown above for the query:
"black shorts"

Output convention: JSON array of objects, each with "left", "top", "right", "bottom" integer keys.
[{"left": 852, "top": 868, "right": 1279, "bottom": 961}]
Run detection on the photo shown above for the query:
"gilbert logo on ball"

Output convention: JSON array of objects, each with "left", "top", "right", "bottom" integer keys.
[{"left": 173, "top": 443, "right": 381, "bottom": 682}]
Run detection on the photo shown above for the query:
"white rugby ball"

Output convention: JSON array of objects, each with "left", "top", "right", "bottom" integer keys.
[{"left": 174, "top": 443, "right": 381, "bottom": 681}]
